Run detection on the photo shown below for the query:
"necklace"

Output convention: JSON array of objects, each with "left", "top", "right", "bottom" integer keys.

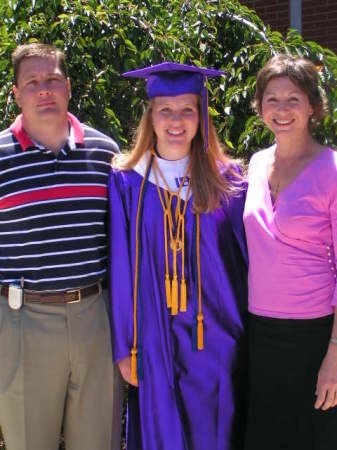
[{"left": 269, "top": 179, "right": 280, "bottom": 201}]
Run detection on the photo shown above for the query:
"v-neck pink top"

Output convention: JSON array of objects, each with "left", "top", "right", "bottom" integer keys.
[{"left": 244, "top": 145, "right": 337, "bottom": 319}]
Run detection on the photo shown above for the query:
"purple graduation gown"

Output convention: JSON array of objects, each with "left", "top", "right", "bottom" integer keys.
[{"left": 109, "top": 168, "right": 248, "bottom": 450}]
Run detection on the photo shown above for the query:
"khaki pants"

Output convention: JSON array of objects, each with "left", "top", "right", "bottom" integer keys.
[{"left": 0, "top": 289, "right": 123, "bottom": 450}]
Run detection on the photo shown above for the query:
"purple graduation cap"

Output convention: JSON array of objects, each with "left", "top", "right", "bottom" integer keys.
[{"left": 123, "top": 62, "right": 224, "bottom": 151}]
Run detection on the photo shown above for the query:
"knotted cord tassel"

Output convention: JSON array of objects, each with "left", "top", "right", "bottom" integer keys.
[
  {"left": 151, "top": 152, "right": 192, "bottom": 318},
  {"left": 165, "top": 274, "right": 172, "bottom": 307},
  {"left": 163, "top": 211, "right": 171, "bottom": 308},
  {"left": 131, "top": 347, "right": 138, "bottom": 384},
  {"left": 180, "top": 278, "right": 187, "bottom": 312},
  {"left": 171, "top": 274, "right": 178, "bottom": 315},
  {"left": 197, "top": 313, "right": 204, "bottom": 350}
]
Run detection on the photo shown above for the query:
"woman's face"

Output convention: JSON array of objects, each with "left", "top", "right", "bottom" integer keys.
[
  {"left": 261, "top": 76, "right": 313, "bottom": 139},
  {"left": 151, "top": 93, "right": 199, "bottom": 160}
]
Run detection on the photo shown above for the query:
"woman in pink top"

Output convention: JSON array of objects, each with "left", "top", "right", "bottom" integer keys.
[{"left": 244, "top": 54, "right": 337, "bottom": 450}]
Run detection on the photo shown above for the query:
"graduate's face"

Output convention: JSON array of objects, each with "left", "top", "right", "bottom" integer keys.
[{"left": 151, "top": 94, "right": 199, "bottom": 160}]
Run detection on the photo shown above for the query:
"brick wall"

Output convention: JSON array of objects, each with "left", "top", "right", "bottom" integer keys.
[
  {"left": 241, "top": 0, "right": 289, "bottom": 35},
  {"left": 302, "top": 0, "right": 337, "bottom": 52},
  {"left": 241, "top": 0, "right": 337, "bottom": 53}
]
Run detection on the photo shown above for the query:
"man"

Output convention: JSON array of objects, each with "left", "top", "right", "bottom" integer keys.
[{"left": 0, "top": 43, "right": 122, "bottom": 450}]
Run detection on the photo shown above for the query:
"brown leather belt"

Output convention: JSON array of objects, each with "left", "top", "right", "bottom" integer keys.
[{"left": 0, "top": 282, "right": 102, "bottom": 304}]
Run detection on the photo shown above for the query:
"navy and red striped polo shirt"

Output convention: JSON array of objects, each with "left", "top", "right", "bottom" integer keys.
[{"left": 0, "top": 113, "right": 118, "bottom": 291}]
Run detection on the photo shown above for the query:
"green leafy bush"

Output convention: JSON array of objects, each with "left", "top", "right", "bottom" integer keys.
[{"left": 1, "top": 0, "right": 337, "bottom": 159}]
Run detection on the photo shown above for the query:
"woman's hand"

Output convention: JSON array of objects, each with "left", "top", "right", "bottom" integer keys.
[
  {"left": 315, "top": 343, "right": 337, "bottom": 410},
  {"left": 118, "top": 356, "right": 138, "bottom": 387}
]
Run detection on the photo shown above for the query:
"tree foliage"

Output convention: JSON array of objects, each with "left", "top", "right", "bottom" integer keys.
[{"left": 1, "top": 0, "right": 337, "bottom": 160}]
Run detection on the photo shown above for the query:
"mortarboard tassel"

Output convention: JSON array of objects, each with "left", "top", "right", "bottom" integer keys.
[{"left": 202, "top": 77, "right": 210, "bottom": 151}]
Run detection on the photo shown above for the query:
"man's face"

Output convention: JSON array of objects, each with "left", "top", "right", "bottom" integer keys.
[{"left": 13, "top": 55, "right": 71, "bottom": 127}]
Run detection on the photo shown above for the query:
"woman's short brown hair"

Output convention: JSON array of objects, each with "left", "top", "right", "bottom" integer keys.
[{"left": 254, "top": 54, "right": 328, "bottom": 128}]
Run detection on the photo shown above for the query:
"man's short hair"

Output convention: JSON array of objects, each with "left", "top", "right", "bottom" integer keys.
[{"left": 12, "top": 43, "right": 68, "bottom": 85}]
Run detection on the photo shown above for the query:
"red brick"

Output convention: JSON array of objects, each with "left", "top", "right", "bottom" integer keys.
[
  {"left": 303, "top": 0, "right": 328, "bottom": 6},
  {"left": 241, "top": 0, "right": 337, "bottom": 53},
  {"left": 325, "top": 19, "right": 337, "bottom": 26},
  {"left": 303, "top": 0, "right": 323, "bottom": 5},
  {"left": 278, "top": 11, "right": 289, "bottom": 19}
]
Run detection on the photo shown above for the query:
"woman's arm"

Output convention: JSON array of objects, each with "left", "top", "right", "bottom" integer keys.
[
  {"left": 316, "top": 171, "right": 337, "bottom": 410},
  {"left": 315, "top": 308, "right": 337, "bottom": 410}
]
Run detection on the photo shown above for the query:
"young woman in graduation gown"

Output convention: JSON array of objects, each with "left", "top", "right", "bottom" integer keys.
[{"left": 109, "top": 62, "right": 248, "bottom": 450}]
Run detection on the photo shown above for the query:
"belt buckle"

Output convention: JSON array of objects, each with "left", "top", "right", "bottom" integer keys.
[{"left": 67, "top": 288, "right": 81, "bottom": 304}]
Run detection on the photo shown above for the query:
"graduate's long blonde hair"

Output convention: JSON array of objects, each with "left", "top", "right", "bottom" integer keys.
[{"left": 113, "top": 98, "right": 242, "bottom": 213}]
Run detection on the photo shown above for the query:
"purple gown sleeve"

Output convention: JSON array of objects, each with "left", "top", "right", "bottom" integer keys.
[
  {"left": 228, "top": 181, "right": 248, "bottom": 266},
  {"left": 109, "top": 170, "right": 133, "bottom": 362}
]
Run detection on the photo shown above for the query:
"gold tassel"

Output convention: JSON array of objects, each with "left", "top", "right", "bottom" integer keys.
[
  {"left": 171, "top": 275, "right": 178, "bottom": 315},
  {"left": 180, "top": 215, "right": 187, "bottom": 312},
  {"left": 180, "top": 278, "right": 187, "bottom": 312},
  {"left": 197, "top": 313, "right": 204, "bottom": 350},
  {"left": 151, "top": 153, "right": 192, "bottom": 318},
  {"left": 165, "top": 274, "right": 172, "bottom": 307},
  {"left": 163, "top": 210, "right": 171, "bottom": 309},
  {"left": 131, "top": 347, "right": 138, "bottom": 384}
]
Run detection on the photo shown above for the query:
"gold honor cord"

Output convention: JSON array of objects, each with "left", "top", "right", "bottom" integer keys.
[
  {"left": 151, "top": 148, "right": 192, "bottom": 316},
  {"left": 196, "top": 213, "right": 204, "bottom": 350},
  {"left": 131, "top": 150, "right": 205, "bottom": 385},
  {"left": 131, "top": 154, "right": 153, "bottom": 385}
]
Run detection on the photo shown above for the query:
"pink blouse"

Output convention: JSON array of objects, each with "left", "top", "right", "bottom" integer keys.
[{"left": 244, "top": 145, "right": 337, "bottom": 319}]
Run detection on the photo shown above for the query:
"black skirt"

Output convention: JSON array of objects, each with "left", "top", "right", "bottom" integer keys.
[{"left": 244, "top": 313, "right": 337, "bottom": 450}]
